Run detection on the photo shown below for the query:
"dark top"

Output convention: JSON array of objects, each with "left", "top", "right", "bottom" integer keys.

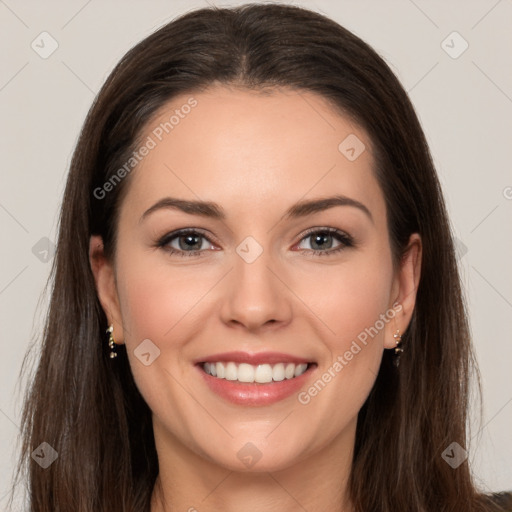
[{"left": 487, "top": 491, "right": 512, "bottom": 511}]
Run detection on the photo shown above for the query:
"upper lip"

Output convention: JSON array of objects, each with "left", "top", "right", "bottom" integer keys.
[{"left": 194, "top": 351, "right": 314, "bottom": 366}]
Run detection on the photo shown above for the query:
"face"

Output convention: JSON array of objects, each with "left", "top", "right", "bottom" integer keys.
[{"left": 90, "top": 85, "right": 420, "bottom": 473}]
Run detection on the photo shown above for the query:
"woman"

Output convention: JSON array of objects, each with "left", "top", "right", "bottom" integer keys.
[{"left": 9, "top": 3, "right": 511, "bottom": 511}]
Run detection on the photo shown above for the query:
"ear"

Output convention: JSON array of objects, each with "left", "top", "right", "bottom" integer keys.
[
  {"left": 89, "top": 235, "right": 125, "bottom": 344},
  {"left": 384, "top": 233, "right": 422, "bottom": 349}
]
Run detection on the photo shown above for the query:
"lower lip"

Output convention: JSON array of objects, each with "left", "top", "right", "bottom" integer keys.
[{"left": 195, "top": 363, "right": 317, "bottom": 406}]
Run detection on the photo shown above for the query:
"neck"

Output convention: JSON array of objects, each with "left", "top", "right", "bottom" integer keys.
[{"left": 150, "top": 417, "right": 356, "bottom": 512}]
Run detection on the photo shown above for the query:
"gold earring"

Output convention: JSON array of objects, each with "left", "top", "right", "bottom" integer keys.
[
  {"left": 393, "top": 329, "right": 403, "bottom": 367},
  {"left": 106, "top": 324, "right": 117, "bottom": 359}
]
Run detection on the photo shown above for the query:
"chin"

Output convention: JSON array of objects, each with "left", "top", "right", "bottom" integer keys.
[{"left": 201, "top": 437, "right": 308, "bottom": 474}]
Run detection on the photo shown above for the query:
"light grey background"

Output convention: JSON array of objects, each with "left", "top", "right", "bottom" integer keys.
[{"left": 1, "top": 0, "right": 511, "bottom": 507}]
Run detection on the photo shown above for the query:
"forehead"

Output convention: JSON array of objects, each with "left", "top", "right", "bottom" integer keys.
[{"left": 120, "top": 85, "right": 385, "bottom": 223}]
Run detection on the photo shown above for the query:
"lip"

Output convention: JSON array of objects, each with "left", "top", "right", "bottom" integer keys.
[
  {"left": 193, "top": 351, "right": 314, "bottom": 366},
  {"left": 195, "top": 359, "right": 318, "bottom": 407}
]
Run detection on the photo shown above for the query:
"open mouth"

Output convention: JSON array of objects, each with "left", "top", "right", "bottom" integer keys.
[{"left": 198, "top": 361, "right": 317, "bottom": 384}]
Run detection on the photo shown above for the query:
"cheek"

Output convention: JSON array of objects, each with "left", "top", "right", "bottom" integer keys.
[
  {"left": 293, "top": 248, "right": 394, "bottom": 421},
  {"left": 114, "top": 255, "right": 212, "bottom": 428},
  {"left": 299, "top": 248, "right": 393, "bottom": 350},
  {"left": 114, "top": 249, "right": 229, "bottom": 381},
  {"left": 115, "top": 244, "right": 217, "bottom": 342},
  {"left": 118, "top": 266, "right": 196, "bottom": 341}
]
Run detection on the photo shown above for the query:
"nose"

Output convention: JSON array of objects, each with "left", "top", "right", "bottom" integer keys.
[{"left": 219, "top": 242, "right": 292, "bottom": 333}]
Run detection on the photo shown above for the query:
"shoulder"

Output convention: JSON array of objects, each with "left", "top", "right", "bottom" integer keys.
[{"left": 482, "top": 491, "right": 512, "bottom": 511}]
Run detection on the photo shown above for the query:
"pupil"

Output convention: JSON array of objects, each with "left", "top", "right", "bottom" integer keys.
[
  {"left": 180, "top": 234, "right": 200, "bottom": 250},
  {"left": 312, "top": 233, "right": 331, "bottom": 250}
]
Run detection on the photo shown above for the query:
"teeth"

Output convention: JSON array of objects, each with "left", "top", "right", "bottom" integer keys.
[
  {"left": 238, "top": 363, "right": 255, "bottom": 382},
  {"left": 272, "top": 363, "right": 285, "bottom": 382},
  {"left": 202, "top": 361, "right": 309, "bottom": 383},
  {"left": 285, "top": 363, "right": 295, "bottom": 379},
  {"left": 225, "top": 362, "right": 237, "bottom": 380},
  {"left": 255, "top": 363, "right": 273, "bottom": 383}
]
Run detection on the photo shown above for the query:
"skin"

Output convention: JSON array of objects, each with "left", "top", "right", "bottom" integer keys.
[{"left": 89, "top": 85, "right": 421, "bottom": 512}]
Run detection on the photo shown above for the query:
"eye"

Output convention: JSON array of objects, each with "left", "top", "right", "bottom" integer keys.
[
  {"left": 295, "top": 228, "right": 354, "bottom": 256},
  {"left": 156, "top": 227, "right": 354, "bottom": 258},
  {"left": 156, "top": 229, "right": 215, "bottom": 257}
]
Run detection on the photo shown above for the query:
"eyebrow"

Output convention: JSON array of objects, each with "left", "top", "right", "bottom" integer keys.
[{"left": 140, "top": 194, "right": 373, "bottom": 224}]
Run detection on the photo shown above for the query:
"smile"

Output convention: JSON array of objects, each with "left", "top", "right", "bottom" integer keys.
[{"left": 201, "top": 361, "right": 311, "bottom": 384}]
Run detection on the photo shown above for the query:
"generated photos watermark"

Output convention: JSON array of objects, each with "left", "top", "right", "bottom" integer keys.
[
  {"left": 297, "top": 302, "right": 402, "bottom": 405},
  {"left": 93, "top": 97, "right": 198, "bottom": 200}
]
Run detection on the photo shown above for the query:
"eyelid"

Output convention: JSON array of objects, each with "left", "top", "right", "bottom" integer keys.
[
  {"left": 298, "top": 226, "right": 344, "bottom": 239},
  {"left": 158, "top": 227, "right": 218, "bottom": 244},
  {"left": 294, "top": 226, "right": 354, "bottom": 252}
]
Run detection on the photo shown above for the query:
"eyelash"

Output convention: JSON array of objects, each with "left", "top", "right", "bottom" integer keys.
[{"left": 155, "top": 227, "right": 355, "bottom": 258}]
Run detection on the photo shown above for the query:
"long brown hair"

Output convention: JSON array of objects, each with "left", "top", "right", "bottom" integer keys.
[{"left": 9, "top": 3, "right": 511, "bottom": 511}]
